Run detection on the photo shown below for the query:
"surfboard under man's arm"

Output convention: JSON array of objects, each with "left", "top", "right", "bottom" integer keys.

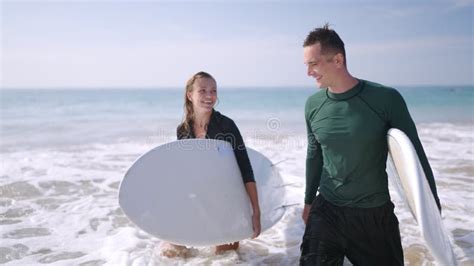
[{"left": 387, "top": 89, "right": 442, "bottom": 212}]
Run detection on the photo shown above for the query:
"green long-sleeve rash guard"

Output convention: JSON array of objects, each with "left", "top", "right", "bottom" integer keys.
[{"left": 305, "top": 79, "right": 441, "bottom": 209}]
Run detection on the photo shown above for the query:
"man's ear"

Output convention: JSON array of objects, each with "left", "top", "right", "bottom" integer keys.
[{"left": 334, "top": 53, "right": 345, "bottom": 67}]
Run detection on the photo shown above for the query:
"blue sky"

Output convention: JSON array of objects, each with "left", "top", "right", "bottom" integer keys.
[{"left": 1, "top": 0, "right": 473, "bottom": 88}]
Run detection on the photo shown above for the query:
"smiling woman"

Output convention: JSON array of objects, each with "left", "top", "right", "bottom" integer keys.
[
  {"left": 160, "top": 71, "right": 262, "bottom": 257},
  {"left": 180, "top": 72, "right": 218, "bottom": 139}
]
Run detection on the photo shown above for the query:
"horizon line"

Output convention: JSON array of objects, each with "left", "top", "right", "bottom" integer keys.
[{"left": 1, "top": 84, "right": 474, "bottom": 90}]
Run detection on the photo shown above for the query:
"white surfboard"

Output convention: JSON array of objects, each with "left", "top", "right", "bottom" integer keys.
[
  {"left": 386, "top": 128, "right": 457, "bottom": 265},
  {"left": 118, "top": 139, "right": 286, "bottom": 247}
]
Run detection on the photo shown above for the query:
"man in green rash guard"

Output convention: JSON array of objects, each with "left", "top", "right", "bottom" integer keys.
[{"left": 299, "top": 24, "right": 442, "bottom": 266}]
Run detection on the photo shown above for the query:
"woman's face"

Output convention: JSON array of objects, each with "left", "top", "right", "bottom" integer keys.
[{"left": 187, "top": 77, "right": 217, "bottom": 113}]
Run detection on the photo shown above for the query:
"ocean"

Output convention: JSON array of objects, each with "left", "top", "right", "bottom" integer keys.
[{"left": 1, "top": 86, "right": 473, "bottom": 265}]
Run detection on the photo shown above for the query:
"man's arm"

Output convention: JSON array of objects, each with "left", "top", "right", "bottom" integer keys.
[
  {"left": 388, "top": 89, "right": 441, "bottom": 212},
  {"left": 303, "top": 112, "right": 324, "bottom": 224}
]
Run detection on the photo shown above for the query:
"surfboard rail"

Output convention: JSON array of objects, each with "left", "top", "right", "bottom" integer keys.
[{"left": 387, "top": 128, "right": 457, "bottom": 265}]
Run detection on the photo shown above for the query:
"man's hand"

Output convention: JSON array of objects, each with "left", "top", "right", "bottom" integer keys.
[{"left": 302, "top": 204, "right": 312, "bottom": 225}]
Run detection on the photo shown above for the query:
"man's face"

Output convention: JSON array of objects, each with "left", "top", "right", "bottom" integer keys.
[{"left": 303, "top": 43, "right": 338, "bottom": 88}]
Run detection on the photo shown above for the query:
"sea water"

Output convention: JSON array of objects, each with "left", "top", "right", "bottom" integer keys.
[{"left": 1, "top": 86, "right": 473, "bottom": 265}]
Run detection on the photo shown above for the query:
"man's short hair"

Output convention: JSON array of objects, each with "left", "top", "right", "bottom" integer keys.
[{"left": 303, "top": 23, "right": 346, "bottom": 64}]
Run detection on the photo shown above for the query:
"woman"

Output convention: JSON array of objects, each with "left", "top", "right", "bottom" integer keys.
[{"left": 161, "top": 71, "right": 261, "bottom": 257}]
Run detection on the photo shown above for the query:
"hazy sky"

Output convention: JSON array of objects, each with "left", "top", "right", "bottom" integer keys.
[{"left": 1, "top": 0, "right": 473, "bottom": 88}]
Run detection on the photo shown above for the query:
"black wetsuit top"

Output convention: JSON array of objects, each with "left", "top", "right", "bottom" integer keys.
[{"left": 177, "top": 109, "right": 255, "bottom": 183}]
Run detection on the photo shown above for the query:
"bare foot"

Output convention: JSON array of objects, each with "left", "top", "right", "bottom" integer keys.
[
  {"left": 215, "top": 242, "right": 239, "bottom": 255},
  {"left": 160, "top": 243, "right": 191, "bottom": 258}
]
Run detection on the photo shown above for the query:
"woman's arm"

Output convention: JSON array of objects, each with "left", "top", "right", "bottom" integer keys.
[
  {"left": 222, "top": 116, "right": 261, "bottom": 236},
  {"left": 245, "top": 181, "right": 261, "bottom": 238}
]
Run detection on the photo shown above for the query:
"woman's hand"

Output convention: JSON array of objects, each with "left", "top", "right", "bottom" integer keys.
[
  {"left": 245, "top": 182, "right": 261, "bottom": 239},
  {"left": 251, "top": 210, "right": 261, "bottom": 238}
]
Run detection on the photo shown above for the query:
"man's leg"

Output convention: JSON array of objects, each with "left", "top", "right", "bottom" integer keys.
[
  {"left": 344, "top": 201, "right": 404, "bottom": 266},
  {"left": 300, "top": 196, "right": 345, "bottom": 266}
]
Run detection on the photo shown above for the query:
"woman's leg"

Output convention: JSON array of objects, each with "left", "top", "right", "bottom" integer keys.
[
  {"left": 160, "top": 242, "right": 191, "bottom": 258},
  {"left": 215, "top": 242, "right": 239, "bottom": 254}
]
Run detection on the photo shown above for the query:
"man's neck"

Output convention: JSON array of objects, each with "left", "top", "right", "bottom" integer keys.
[{"left": 327, "top": 73, "right": 359, "bottom": 94}]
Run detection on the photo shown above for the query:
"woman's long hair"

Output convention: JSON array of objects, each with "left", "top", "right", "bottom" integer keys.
[{"left": 181, "top": 71, "right": 216, "bottom": 134}]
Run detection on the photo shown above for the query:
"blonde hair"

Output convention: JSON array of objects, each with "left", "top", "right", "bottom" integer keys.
[{"left": 181, "top": 71, "right": 216, "bottom": 134}]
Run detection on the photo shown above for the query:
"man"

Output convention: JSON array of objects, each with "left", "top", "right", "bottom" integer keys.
[{"left": 300, "top": 24, "right": 441, "bottom": 265}]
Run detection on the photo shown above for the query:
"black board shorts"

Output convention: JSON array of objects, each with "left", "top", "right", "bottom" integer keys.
[{"left": 300, "top": 195, "right": 404, "bottom": 266}]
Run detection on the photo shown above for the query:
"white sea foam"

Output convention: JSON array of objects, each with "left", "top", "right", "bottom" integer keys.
[{"left": 0, "top": 122, "right": 472, "bottom": 265}]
